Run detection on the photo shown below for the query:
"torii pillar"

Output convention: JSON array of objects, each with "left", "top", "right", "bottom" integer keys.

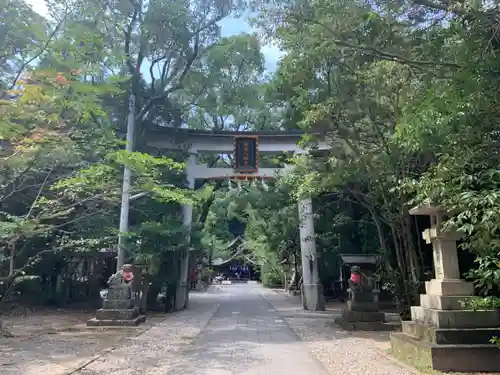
[
  {"left": 175, "top": 152, "right": 196, "bottom": 310},
  {"left": 298, "top": 197, "right": 325, "bottom": 310}
]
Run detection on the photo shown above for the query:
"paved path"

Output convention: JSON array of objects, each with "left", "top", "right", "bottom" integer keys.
[
  {"left": 168, "top": 284, "right": 328, "bottom": 375},
  {"left": 70, "top": 283, "right": 415, "bottom": 375}
]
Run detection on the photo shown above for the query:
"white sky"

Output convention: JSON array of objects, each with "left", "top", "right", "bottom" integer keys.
[{"left": 25, "top": 0, "right": 48, "bottom": 15}]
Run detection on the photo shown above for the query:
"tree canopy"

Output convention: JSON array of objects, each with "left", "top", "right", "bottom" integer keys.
[{"left": 1, "top": 0, "right": 500, "bottom": 318}]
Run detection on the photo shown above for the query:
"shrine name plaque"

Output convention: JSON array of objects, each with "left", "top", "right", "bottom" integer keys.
[{"left": 233, "top": 136, "right": 258, "bottom": 172}]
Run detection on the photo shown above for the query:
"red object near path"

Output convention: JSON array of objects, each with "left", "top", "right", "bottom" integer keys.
[{"left": 123, "top": 271, "right": 134, "bottom": 282}]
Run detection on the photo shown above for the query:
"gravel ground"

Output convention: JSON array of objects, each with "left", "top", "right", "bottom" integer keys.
[
  {"left": 259, "top": 288, "right": 419, "bottom": 375},
  {"left": 0, "top": 324, "right": 146, "bottom": 375},
  {"left": 73, "top": 293, "right": 220, "bottom": 375},
  {"left": 0, "top": 292, "right": 219, "bottom": 375}
]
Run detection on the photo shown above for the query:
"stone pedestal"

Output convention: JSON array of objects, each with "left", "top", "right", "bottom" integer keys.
[
  {"left": 88, "top": 278, "right": 146, "bottom": 327},
  {"left": 335, "top": 291, "right": 395, "bottom": 331},
  {"left": 390, "top": 202, "right": 500, "bottom": 373}
]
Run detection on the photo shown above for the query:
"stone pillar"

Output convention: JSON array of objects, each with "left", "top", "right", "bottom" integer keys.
[
  {"left": 298, "top": 197, "right": 325, "bottom": 310},
  {"left": 196, "top": 264, "right": 203, "bottom": 289},
  {"left": 175, "top": 153, "right": 196, "bottom": 310}
]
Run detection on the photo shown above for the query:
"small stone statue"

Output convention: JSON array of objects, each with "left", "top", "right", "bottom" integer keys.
[
  {"left": 107, "top": 271, "right": 123, "bottom": 286},
  {"left": 348, "top": 266, "right": 362, "bottom": 299},
  {"left": 107, "top": 264, "right": 135, "bottom": 286},
  {"left": 106, "top": 264, "right": 135, "bottom": 302},
  {"left": 347, "top": 265, "right": 374, "bottom": 300}
]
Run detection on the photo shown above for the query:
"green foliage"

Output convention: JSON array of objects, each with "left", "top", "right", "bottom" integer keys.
[
  {"left": 184, "top": 34, "right": 267, "bottom": 131},
  {"left": 244, "top": 0, "right": 500, "bottom": 306},
  {"left": 491, "top": 336, "right": 500, "bottom": 348},
  {"left": 459, "top": 296, "right": 500, "bottom": 311},
  {"left": 6, "top": 0, "right": 500, "bottom": 316},
  {"left": 130, "top": 214, "right": 186, "bottom": 273},
  {"left": 261, "top": 265, "right": 284, "bottom": 287},
  {"left": 0, "top": 0, "right": 48, "bottom": 85},
  {"left": 465, "top": 253, "right": 500, "bottom": 296}
]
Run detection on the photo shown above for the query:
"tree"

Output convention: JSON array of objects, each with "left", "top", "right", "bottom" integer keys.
[
  {"left": 183, "top": 34, "right": 266, "bottom": 131},
  {"left": 0, "top": 0, "right": 283, "bottom": 315},
  {"left": 251, "top": 0, "right": 500, "bottom": 309}
]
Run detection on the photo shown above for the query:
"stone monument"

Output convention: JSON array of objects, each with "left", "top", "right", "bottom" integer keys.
[
  {"left": 391, "top": 201, "right": 500, "bottom": 372},
  {"left": 335, "top": 264, "right": 394, "bottom": 331},
  {"left": 88, "top": 264, "right": 146, "bottom": 326}
]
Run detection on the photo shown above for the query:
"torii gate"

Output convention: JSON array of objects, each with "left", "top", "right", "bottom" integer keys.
[{"left": 146, "top": 127, "right": 329, "bottom": 311}]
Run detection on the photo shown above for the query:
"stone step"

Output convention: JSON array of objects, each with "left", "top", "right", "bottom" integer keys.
[
  {"left": 411, "top": 306, "right": 500, "bottom": 328},
  {"left": 402, "top": 320, "right": 500, "bottom": 345},
  {"left": 87, "top": 315, "right": 146, "bottom": 327},
  {"left": 384, "top": 313, "right": 401, "bottom": 323},
  {"left": 419, "top": 294, "right": 469, "bottom": 310},
  {"left": 390, "top": 331, "right": 500, "bottom": 373},
  {"left": 341, "top": 308, "right": 385, "bottom": 322},
  {"left": 103, "top": 299, "right": 134, "bottom": 309},
  {"left": 335, "top": 317, "right": 399, "bottom": 331},
  {"left": 346, "top": 300, "right": 379, "bottom": 312},
  {"left": 96, "top": 307, "right": 139, "bottom": 321},
  {"left": 425, "top": 279, "right": 474, "bottom": 296}
]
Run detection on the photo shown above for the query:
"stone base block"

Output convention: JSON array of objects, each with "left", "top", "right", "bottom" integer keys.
[
  {"left": 390, "top": 332, "right": 500, "bottom": 373},
  {"left": 425, "top": 279, "right": 474, "bottom": 296},
  {"left": 301, "top": 283, "right": 325, "bottom": 311},
  {"left": 347, "top": 300, "right": 379, "bottom": 312},
  {"left": 411, "top": 306, "right": 500, "bottom": 328},
  {"left": 96, "top": 307, "right": 139, "bottom": 321},
  {"left": 335, "top": 317, "right": 398, "bottom": 331},
  {"left": 175, "top": 282, "right": 189, "bottom": 311},
  {"left": 102, "top": 299, "right": 133, "bottom": 309},
  {"left": 341, "top": 308, "right": 385, "bottom": 322},
  {"left": 351, "top": 291, "right": 377, "bottom": 303},
  {"left": 87, "top": 315, "right": 146, "bottom": 327},
  {"left": 419, "top": 294, "right": 469, "bottom": 310},
  {"left": 402, "top": 320, "right": 500, "bottom": 345}
]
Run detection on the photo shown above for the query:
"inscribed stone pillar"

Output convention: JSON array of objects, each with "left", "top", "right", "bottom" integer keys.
[
  {"left": 175, "top": 153, "right": 196, "bottom": 310},
  {"left": 298, "top": 197, "right": 325, "bottom": 311}
]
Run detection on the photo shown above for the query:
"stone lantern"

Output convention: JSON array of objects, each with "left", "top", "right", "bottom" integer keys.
[{"left": 390, "top": 201, "right": 500, "bottom": 372}]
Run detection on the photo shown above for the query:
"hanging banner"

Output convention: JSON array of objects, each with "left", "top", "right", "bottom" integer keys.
[{"left": 233, "top": 136, "right": 259, "bottom": 172}]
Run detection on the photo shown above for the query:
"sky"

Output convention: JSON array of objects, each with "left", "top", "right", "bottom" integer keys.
[{"left": 24, "top": 0, "right": 283, "bottom": 72}]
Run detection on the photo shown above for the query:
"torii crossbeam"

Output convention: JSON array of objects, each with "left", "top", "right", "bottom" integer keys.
[{"left": 146, "top": 126, "right": 328, "bottom": 312}]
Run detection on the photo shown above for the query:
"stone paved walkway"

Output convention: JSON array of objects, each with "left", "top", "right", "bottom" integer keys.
[
  {"left": 51, "top": 283, "right": 417, "bottom": 375},
  {"left": 260, "top": 288, "right": 417, "bottom": 375},
  {"left": 167, "top": 284, "right": 329, "bottom": 375}
]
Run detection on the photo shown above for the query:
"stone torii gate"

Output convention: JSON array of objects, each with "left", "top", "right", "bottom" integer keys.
[{"left": 146, "top": 127, "right": 329, "bottom": 311}]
